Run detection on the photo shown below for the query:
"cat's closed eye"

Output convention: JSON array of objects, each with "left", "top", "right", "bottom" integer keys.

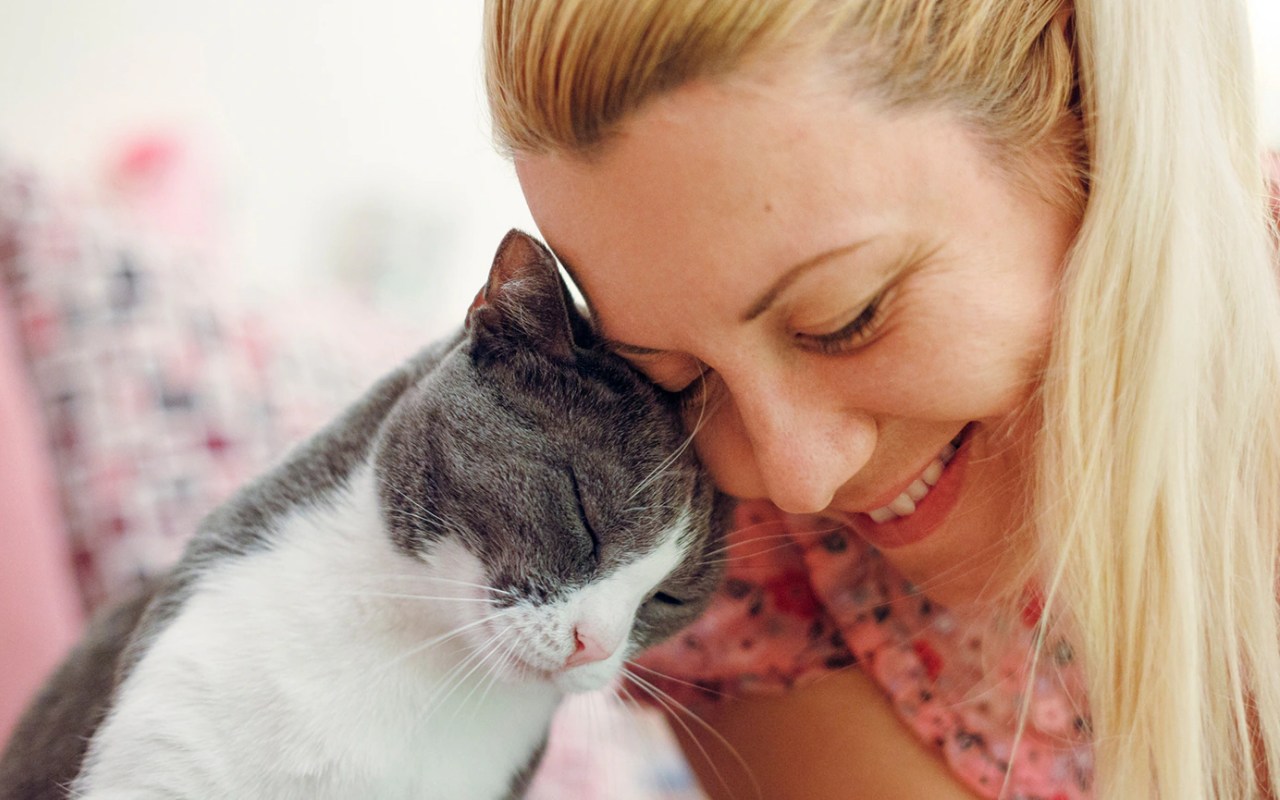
[
  {"left": 648, "top": 590, "right": 686, "bottom": 606},
  {"left": 567, "top": 467, "right": 601, "bottom": 561}
]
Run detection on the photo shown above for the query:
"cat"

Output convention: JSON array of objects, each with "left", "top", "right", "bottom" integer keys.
[{"left": 0, "top": 230, "right": 727, "bottom": 800}]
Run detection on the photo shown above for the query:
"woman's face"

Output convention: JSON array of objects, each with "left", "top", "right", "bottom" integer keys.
[{"left": 515, "top": 64, "right": 1079, "bottom": 606}]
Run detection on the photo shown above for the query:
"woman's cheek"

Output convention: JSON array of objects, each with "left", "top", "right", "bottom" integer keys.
[
  {"left": 856, "top": 312, "right": 1044, "bottom": 422},
  {"left": 686, "top": 397, "right": 767, "bottom": 500}
]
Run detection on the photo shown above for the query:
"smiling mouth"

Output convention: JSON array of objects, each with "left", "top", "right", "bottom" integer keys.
[{"left": 866, "top": 424, "right": 975, "bottom": 524}]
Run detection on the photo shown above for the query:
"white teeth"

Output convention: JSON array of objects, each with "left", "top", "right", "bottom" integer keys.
[
  {"left": 869, "top": 507, "right": 897, "bottom": 524},
  {"left": 887, "top": 494, "right": 916, "bottom": 516},
  {"left": 865, "top": 434, "right": 967, "bottom": 524},
  {"left": 921, "top": 460, "right": 944, "bottom": 487}
]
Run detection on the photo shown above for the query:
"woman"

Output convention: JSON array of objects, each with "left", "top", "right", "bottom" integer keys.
[{"left": 485, "top": 1, "right": 1280, "bottom": 798}]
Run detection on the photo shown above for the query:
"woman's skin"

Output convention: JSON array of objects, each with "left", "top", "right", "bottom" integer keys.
[
  {"left": 517, "top": 58, "right": 1079, "bottom": 798},
  {"left": 671, "top": 669, "right": 986, "bottom": 799}
]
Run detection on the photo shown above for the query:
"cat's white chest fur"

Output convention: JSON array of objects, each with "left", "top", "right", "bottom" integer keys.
[{"left": 74, "top": 468, "right": 562, "bottom": 800}]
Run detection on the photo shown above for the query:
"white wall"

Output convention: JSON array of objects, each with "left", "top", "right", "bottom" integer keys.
[
  {"left": 0, "top": 1, "right": 534, "bottom": 326},
  {"left": 0, "top": 1, "right": 1276, "bottom": 323}
]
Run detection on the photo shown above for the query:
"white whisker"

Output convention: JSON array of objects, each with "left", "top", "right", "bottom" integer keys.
[
  {"left": 349, "top": 573, "right": 517, "bottom": 597},
  {"left": 626, "top": 660, "right": 728, "bottom": 699},
  {"left": 450, "top": 636, "right": 516, "bottom": 724},
  {"left": 625, "top": 668, "right": 762, "bottom": 800},
  {"left": 626, "top": 370, "right": 713, "bottom": 503},
  {"left": 421, "top": 629, "right": 507, "bottom": 722},
  {"left": 377, "top": 478, "right": 471, "bottom": 539},
  {"left": 374, "top": 612, "right": 505, "bottom": 676},
  {"left": 472, "top": 636, "right": 521, "bottom": 713},
  {"left": 338, "top": 590, "right": 499, "bottom": 603}
]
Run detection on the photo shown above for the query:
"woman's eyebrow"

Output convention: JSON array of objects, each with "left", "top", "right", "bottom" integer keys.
[{"left": 741, "top": 239, "right": 875, "bottom": 322}]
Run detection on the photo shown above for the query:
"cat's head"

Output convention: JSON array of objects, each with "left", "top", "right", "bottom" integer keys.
[{"left": 375, "top": 230, "right": 727, "bottom": 694}]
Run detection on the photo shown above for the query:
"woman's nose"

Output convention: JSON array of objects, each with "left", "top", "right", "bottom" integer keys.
[{"left": 708, "top": 373, "right": 875, "bottom": 515}]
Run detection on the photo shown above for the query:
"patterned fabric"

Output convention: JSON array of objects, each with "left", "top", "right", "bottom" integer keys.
[
  {"left": 0, "top": 163, "right": 378, "bottom": 610},
  {"left": 635, "top": 502, "right": 1092, "bottom": 799}
]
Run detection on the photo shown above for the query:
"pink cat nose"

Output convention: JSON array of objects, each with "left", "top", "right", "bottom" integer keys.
[{"left": 563, "top": 627, "right": 613, "bottom": 669}]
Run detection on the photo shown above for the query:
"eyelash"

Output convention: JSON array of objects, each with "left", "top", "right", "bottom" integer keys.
[
  {"left": 674, "top": 367, "right": 716, "bottom": 412},
  {"left": 650, "top": 292, "right": 886, "bottom": 404},
  {"left": 801, "top": 293, "right": 886, "bottom": 355},
  {"left": 665, "top": 297, "right": 881, "bottom": 406}
]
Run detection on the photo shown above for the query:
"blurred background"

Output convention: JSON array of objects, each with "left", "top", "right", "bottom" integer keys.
[
  {"left": 1, "top": 1, "right": 1277, "bottom": 326},
  {"left": 0, "top": 2, "right": 536, "bottom": 336}
]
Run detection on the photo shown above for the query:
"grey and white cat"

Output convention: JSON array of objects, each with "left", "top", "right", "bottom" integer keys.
[{"left": 0, "top": 230, "right": 726, "bottom": 800}]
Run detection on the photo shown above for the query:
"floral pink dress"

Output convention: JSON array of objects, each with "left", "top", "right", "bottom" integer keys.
[{"left": 634, "top": 501, "right": 1094, "bottom": 800}]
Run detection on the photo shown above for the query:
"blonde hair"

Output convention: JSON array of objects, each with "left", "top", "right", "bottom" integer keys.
[{"left": 484, "top": 1, "right": 1280, "bottom": 797}]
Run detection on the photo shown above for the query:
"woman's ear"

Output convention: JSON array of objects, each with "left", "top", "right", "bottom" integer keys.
[{"left": 467, "top": 229, "right": 580, "bottom": 363}]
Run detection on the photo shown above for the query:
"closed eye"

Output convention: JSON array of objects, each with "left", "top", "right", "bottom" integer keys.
[
  {"left": 568, "top": 467, "right": 600, "bottom": 561},
  {"left": 668, "top": 366, "right": 719, "bottom": 413},
  {"left": 795, "top": 292, "right": 885, "bottom": 354},
  {"left": 650, "top": 591, "right": 685, "bottom": 606},
  {"left": 612, "top": 349, "right": 710, "bottom": 406}
]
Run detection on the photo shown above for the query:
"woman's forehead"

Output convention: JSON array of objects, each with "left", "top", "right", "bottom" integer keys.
[{"left": 513, "top": 72, "right": 993, "bottom": 342}]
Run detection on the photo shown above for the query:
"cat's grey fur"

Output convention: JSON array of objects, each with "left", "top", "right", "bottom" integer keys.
[{"left": 0, "top": 230, "right": 725, "bottom": 800}]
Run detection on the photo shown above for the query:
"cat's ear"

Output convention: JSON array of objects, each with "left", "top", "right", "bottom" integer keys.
[{"left": 467, "top": 229, "right": 582, "bottom": 362}]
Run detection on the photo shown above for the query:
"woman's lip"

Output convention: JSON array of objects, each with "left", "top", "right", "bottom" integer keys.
[
  {"left": 844, "top": 428, "right": 976, "bottom": 550},
  {"left": 860, "top": 453, "right": 945, "bottom": 513},
  {"left": 857, "top": 424, "right": 974, "bottom": 513}
]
